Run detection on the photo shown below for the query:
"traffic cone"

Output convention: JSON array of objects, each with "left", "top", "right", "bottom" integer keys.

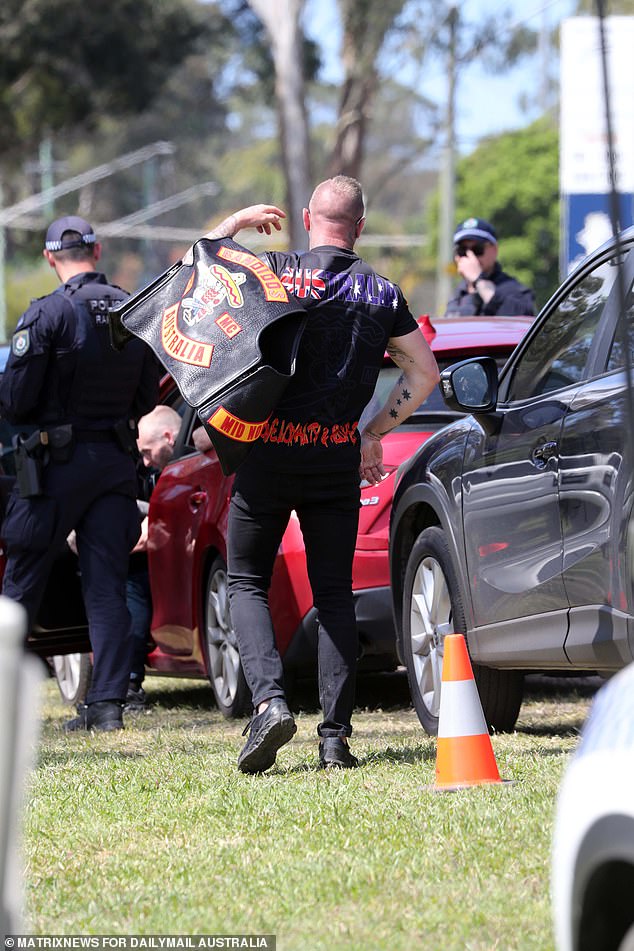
[{"left": 435, "top": 633, "right": 502, "bottom": 790}]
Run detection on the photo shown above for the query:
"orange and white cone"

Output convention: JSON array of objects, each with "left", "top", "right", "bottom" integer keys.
[{"left": 435, "top": 633, "right": 502, "bottom": 790}]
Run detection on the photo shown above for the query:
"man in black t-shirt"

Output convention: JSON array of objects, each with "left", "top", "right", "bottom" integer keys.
[{"left": 200, "top": 178, "right": 439, "bottom": 772}]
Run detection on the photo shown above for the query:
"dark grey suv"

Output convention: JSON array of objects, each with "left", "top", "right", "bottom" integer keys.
[{"left": 390, "top": 227, "right": 634, "bottom": 734}]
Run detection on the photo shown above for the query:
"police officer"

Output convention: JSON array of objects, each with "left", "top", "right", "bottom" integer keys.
[
  {"left": 0, "top": 215, "right": 161, "bottom": 732},
  {"left": 444, "top": 217, "right": 535, "bottom": 317}
]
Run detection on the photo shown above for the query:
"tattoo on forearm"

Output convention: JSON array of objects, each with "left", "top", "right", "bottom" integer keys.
[
  {"left": 386, "top": 345, "right": 415, "bottom": 366},
  {"left": 206, "top": 214, "right": 238, "bottom": 240}
]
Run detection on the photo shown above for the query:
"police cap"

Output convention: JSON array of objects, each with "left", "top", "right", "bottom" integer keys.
[
  {"left": 45, "top": 215, "right": 97, "bottom": 251},
  {"left": 453, "top": 217, "right": 497, "bottom": 245}
]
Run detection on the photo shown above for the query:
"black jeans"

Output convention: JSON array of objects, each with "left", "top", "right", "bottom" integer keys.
[
  {"left": 126, "top": 561, "right": 152, "bottom": 684},
  {"left": 227, "top": 463, "right": 361, "bottom": 737}
]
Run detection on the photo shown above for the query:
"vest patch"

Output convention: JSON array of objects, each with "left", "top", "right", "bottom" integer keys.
[
  {"left": 181, "top": 264, "right": 247, "bottom": 327},
  {"left": 217, "top": 246, "right": 289, "bottom": 303},
  {"left": 207, "top": 406, "right": 269, "bottom": 443},
  {"left": 12, "top": 329, "right": 30, "bottom": 356},
  {"left": 161, "top": 303, "right": 214, "bottom": 367}
]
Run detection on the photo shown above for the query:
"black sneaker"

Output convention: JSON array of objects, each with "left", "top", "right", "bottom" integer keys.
[
  {"left": 63, "top": 701, "right": 124, "bottom": 733},
  {"left": 238, "top": 698, "right": 297, "bottom": 774},
  {"left": 125, "top": 683, "right": 148, "bottom": 713},
  {"left": 319, "top": 737, "right": 359, "bottom": 769}
]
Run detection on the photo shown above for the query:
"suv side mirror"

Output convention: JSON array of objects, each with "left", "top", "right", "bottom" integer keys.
[{"left": 439, "top": 357, "right": 499, "bottom": 413}]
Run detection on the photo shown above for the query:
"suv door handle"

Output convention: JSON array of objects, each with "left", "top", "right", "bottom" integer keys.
[{"left": 531, "top": 441, "right": 558, "bottom": 467}]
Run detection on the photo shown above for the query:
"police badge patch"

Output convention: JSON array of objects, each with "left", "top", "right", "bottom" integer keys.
[{"left": 12, "top": 329, "right": 30, "bottom": 356}]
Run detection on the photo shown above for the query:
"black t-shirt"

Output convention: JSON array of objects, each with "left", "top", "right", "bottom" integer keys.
[{"left": 245, "top": 245, "right": 418, "bottom": 472}]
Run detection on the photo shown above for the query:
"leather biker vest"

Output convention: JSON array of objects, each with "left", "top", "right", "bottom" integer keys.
[{"left": 110, "top": 237, "right": 307, "bottom": 474}]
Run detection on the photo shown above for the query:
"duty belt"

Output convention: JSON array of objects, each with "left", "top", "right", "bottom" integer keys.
[{"left": 74, "top": 429, "right": 116, "bottom": 443}]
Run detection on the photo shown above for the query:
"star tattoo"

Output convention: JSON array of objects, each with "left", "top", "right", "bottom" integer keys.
[{"left": 402, "top": 389, "right": 411, "bottom": 400}]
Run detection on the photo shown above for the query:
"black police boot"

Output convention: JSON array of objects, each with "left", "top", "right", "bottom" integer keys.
[
  {"left": 319, "top": 737, "right": 359, "bottom": 769},
  {"left": 124, "top": 680, "right": 148, "bottom": 713},
  {"left": 237, "top": 698, "right": 296, "bottom": 774},
  {"left": 64, "top": 700, "right": 124, "bottom": 733}
]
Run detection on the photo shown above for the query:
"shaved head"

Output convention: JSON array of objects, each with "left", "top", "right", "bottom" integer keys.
[
  {"left": 308, "top": 176, "right": 365, "bottom": 228},
  {"left": 303, "top": 176, "right": 366, "bottom": 250},
  {"left": 137, "top": 404, "right": 182, "bottom": 470}
]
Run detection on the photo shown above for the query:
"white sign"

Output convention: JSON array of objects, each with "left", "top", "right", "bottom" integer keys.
[{"left": 560, "top": 16, "right": 634, "bottom": 194}]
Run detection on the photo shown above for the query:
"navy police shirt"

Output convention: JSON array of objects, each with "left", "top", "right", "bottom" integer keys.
[
  {"left": 0, "top": 271, "right": 160, "bottom": 428},
  {"left": 444, "top": 261, "right": 535, "bottom": 318}
]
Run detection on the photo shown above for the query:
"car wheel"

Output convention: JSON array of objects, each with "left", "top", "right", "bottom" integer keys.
[
  {"left": 203, "top": 556, "right": 251, "bottom": 718},
  {"left": 401, "top": 526, "right": 523, "bottom": 735},
  {"left": 51, "top": 653, "right": 92, "bottom": 705}
]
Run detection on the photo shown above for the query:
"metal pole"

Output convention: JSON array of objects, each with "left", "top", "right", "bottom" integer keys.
[
  {"left": 39, "top": 137, "right": 55, "bottom": 218},
  {"left": 435, "top": 6, "right": 458, "bottom": 316},
  {"left": 0, "top": 177, "right": 6, "bottom": 342},
  {"left": 0, "top": 596, "right": 36, "bottom": 937},
  {"left": 0, "top": 141, "right": 175, "bottom": 338}
]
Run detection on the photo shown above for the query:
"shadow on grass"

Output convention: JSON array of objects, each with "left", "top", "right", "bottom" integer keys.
[
  {"left": 292, "top": 669, "right": 413, "bottom": 715},
  {"left": 144, "top": 682, "right": 217, "bottom": 711},
  {"left": 523, "top": 673, "right": 604, "bottom": 700},
  {"left": 268, "top": 742, "right": 436, "bottom": 775},
  {"left": 515, "top": 722, "right": 585, "bottom": 738}
]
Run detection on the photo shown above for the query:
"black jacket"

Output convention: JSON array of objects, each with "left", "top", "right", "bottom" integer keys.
[{"left": 444, "top": 262, "right": 535, "bottom": 317}]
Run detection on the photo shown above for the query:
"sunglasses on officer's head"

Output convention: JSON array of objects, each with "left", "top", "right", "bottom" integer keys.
[{"left": 455, "top": 242, "right": 486, "bottom": 257}]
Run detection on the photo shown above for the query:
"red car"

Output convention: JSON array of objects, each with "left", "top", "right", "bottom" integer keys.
[{"left": 11, "top": 315, "right": 534, "bottom": 715}]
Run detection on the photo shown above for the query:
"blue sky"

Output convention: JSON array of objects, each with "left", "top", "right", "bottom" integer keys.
[{"left": 304, "top": 0, "right": 577, "bottom": 153}]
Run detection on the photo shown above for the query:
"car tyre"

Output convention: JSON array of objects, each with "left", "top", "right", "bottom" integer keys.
[
  {"left": 51, "top": 652, "right": 92, "bottom": 705},
  {"left": 401, "top": 526, "right": 523, "bottom": 735},
  {"left": 203, "top": 556, "right": 251, "bottom": 718}
]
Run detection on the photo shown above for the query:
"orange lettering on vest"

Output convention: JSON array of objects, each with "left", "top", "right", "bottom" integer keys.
[
  {"left": 207, "top": 407, "right": 269, "bottom": 443},
  {"left": 161, "top": 304, "right": 214, "bottom": 367},
  {"left": 217, "top": 246, "right": 289, "bottom": 303}
]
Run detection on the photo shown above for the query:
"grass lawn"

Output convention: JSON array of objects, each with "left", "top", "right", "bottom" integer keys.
[{"left": 21, "top": 671, "right": 598, "bottom": 950}]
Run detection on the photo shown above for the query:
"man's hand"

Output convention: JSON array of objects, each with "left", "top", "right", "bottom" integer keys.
[
  {"left": 230, "top": 205, "right": 286, "bottom": 235},
  {"left": 359, "top": 431, "right": 386, "bottom": 486},
  {"left": 182, "top": 205, "right": 286, "bottom": 265},
  {"left": 66, "top": 529, "right": 78, "bottom": 556},
  {"left": 192, "top": 426, "right": 213, "bottom": 452},
  {"left": 455, "top": 249, "right": 482, "bottom": 286},
  {"left": 131, "top": 515, "right": 149, "bottom": 553}
]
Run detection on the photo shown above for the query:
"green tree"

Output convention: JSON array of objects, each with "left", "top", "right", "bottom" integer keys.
[
  {"left": 427, "top": 117, "right": 560, "bottom": 311},
  {"left": 0, "top": 0, "right": 219, "bottom": 163}
]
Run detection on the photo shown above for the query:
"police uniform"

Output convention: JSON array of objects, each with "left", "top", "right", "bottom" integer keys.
[
  {"left": 444, "top": 216, "right": 535, "bottom": 317},
  {"left": 0, "top": 217, "right": 160, "bottom": 727},
  {"left": 444, "top": 260, "right": 535, "bottom": 317}
]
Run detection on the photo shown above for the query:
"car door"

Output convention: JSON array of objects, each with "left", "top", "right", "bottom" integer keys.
[
  {"left": 145, "top": 393, "right": 207, "bottom": 657},
  {"left": 462, "top": 252, "right": 622, "bottom": 665},
  {"left": 560, "top": 245, "right": 634, "bottom": 667}
]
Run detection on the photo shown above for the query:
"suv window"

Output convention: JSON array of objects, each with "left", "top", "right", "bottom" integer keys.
[
  {"left": 606, "top": 279, "right": 634, "bottom": 371},
  {"left": 506, "top": 262, "right": 620, "bottom": 401}
]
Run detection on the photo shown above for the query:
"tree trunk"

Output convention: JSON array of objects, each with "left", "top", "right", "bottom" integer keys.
[
  {"left": 328, "top": 0, "right": 407, "bottom": 179},
  {"left": 247, "top": 0, "right": 311, "bottom": 249}
]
